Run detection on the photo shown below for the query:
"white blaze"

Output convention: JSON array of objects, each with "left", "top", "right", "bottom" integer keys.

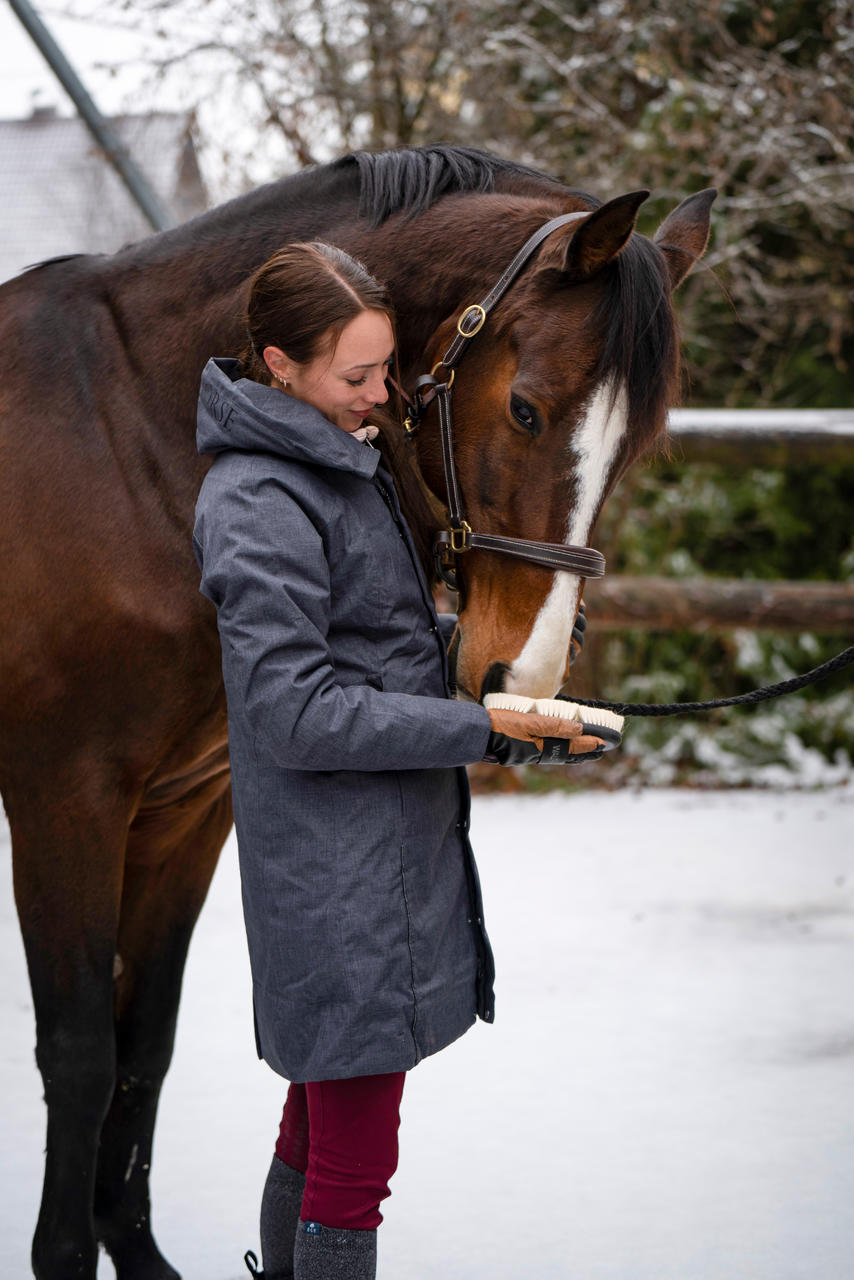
[{"left": 506, "top": 382, "right": 628, "bottom": 698}]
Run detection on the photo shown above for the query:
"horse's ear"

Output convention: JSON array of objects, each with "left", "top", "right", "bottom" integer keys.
[
  {"left": 654, "top": 188, "right": 717, "bottom": 289},
  {"left": 557, "top": 190, "right": 650, "bottom": 282}
]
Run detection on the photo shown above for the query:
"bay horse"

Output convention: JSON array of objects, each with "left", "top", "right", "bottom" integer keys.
[{"left": 0, "top": 145, "right": 713, "bottom": 1279}]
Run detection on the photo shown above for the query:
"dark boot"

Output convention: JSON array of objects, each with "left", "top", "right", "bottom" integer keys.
[{"left": 293, "top": 1220, "right": 377, "bottom": 1279}]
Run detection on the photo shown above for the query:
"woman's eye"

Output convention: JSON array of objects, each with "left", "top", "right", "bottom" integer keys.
[
  {"left": 510, "top": 395, "right": 540, "bottom": 436},
  {"left": 345, "top": 359, "right": 391, "bottom": 388}
]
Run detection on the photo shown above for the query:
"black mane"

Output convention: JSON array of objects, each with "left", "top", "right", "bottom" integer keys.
[
  {"left": 592, "top": 235, "right": 678, "bottom": 438},
  {"left": 18, "top": 252, "right": 89, "bottom": 277},
  {"left": 342, "top": 144, "right": 586, "bottom": 226}
]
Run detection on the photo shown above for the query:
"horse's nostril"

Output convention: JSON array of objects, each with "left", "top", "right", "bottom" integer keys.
[{"left": 479, "top": 662, "right": 510, "bottom": 702}]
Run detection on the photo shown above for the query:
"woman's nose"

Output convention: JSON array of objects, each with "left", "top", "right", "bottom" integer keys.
[{"left": 369, "top": 369, "right": 389, "bottom": 404}]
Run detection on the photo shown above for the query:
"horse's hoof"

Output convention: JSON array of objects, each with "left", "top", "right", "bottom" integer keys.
[{"left": 102, "top": 1233, "right": 181, "bottom": 1280}]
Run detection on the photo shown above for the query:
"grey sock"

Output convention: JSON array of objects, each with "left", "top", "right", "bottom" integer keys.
[
  {"left": 293, "top": 1221, "right": 377, "bottom": 1280},
  {"left": 259, "top": 1155, "right": 306, "bottom": 1280}
]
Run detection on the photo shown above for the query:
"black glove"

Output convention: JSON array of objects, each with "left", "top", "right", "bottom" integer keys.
[
  {"left": 483, "top": 708, "right": 607, "bottom": 767},
  {"left": 484, "top": 732, "right": 606, "bottom": 766}
]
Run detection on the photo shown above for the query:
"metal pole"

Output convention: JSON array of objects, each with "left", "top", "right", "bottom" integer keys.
[{"left": 8, "top": 0, "right": 174, "bottom": 232}]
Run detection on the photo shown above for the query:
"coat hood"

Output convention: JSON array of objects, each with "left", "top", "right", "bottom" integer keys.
[{"left": 196, "top": 357, "right": 380, "bottom": 479}]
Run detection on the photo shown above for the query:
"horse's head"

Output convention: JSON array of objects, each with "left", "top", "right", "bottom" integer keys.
[{"left": 412, "top": 188, "right": 715, "bottom": 702}]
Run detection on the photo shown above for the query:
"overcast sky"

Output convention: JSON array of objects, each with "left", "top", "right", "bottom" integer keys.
[
  {"left": 0, "top": 2, "right": 301, "bottom": 200},
  {"left": 0, "top": 3, "right": 157, "bottom": 119}
]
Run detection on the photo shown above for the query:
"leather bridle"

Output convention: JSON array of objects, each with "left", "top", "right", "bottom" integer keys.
[
  {"left": 393, "top": 214, "right": 854, "bottom": 721},
  {"left": 398, "top": 211, "right": 607, "bottom": 591}
]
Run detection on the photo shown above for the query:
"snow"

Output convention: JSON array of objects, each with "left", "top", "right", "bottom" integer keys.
[{"left": 2, "top": 787, "right": 854, "bottom": 1279}]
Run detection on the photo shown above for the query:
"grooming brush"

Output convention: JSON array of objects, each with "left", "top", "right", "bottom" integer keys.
[{"left": 483, "top": 692, "right": 624, "bottom": 751}]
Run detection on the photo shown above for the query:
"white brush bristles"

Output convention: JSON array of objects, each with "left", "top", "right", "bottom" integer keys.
[
  {"left": 532, "top": 698, "right": 624, "bottom": 733},
  {"left": 530, "top": 697, "right": 577, "bottom": 719},
  {"left": 483, "top": 692, "right": 625, "bottom": 734},
  {"left": 482, "top": 693, "right": 536, "bottom": 713}
]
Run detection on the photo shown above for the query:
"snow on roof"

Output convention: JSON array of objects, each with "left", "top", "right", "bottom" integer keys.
[{"left": 0, "top": 107, "right": 208, "bottom": 282}]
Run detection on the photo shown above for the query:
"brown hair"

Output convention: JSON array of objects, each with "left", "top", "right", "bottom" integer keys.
[
  {"left": 240, "top": 242, "right": 438, "bottom": 580},
  {"left": 241, "top": 241, "right": 394, "bottom": 383}
]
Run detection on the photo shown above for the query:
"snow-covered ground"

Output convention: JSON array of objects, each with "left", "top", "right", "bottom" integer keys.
[{"left": 3, "top": 788, "right": 854, "bottom": 1279}]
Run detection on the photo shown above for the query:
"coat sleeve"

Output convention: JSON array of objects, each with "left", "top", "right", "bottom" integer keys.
[{"left": 194, "top": 471, "right": 492, "bottom": 772}]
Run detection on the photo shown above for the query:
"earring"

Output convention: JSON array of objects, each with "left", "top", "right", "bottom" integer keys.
[{"left": 276, "top": 374, "right": 288, "bottom": 387}]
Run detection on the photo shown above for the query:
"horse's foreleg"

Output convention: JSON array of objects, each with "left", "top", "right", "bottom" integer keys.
[
  {"left": 94, "top": 782, "right": 232, "bottom": 1280},
  {"left": 7, "top": 772, "right": 127, "bottom": 1280}
]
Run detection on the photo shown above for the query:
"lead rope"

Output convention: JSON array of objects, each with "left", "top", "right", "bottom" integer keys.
[{"left": 559, "top": 644, "right": 854, "bottom": 717}]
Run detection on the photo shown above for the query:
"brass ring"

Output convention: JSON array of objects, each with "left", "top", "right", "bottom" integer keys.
[
  {"left": 457, "top": 304, "right": 486, "bottom": 337},
  {"left": 430, "top": 362, "right": 455, "bottom": 387}
]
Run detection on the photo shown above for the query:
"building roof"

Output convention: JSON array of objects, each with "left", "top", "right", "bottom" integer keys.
[{"left": 0, "top": 107, "right": 208, "bottom": 282}]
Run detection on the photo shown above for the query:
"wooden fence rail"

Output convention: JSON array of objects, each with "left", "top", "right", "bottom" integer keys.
[
  {"left": 666, "top": 408, "right": 854, "bottom": 465},
  {"left": 585, "top": 577, "right": 854, "bottom": 633},
  {"left": 590, "top": 410, "right": 853, "bottom": 632}
]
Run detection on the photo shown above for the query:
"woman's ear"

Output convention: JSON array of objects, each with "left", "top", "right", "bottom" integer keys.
[{"left": 262, "top": 345, "right": 293, "bottom": 384}]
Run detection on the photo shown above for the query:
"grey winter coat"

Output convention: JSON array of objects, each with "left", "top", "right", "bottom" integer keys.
[{"left": 193, "top": 358, "right": 495, "bottom": 1082}]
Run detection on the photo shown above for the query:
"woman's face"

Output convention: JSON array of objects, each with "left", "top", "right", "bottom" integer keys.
[{"left": 264, "top": 310, "right": 393, "bottom": 433}]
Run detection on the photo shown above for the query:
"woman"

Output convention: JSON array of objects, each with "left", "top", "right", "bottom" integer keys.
[{"left": 193, "top": 242, "right": 603, "bottom": 1280}]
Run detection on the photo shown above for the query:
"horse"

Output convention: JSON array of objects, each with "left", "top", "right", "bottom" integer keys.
[{"left": 0, "top": 144, "right": 713, "bottom": 1279}]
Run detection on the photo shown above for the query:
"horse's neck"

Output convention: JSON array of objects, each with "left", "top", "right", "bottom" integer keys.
[
  {"left": 135, "top": 164, "right": 361, "bottom": 279},
  {"left": 111, "top": 171, "right": 576, "bottom": 400},
  {"left": 109, "top": 166, "right": 362, "bottom": 381}
]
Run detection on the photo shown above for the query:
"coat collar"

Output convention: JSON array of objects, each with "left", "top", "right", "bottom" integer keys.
[{"left": 196, "top": 357, "right": 380, "bottom": 479}]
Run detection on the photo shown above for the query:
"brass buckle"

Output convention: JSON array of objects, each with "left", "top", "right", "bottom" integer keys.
[
  {"left": 449, "top": 521, "right": 472, "bottom": 553},
  {"left": 457, "top": 304, "right": 486, "bottom": 337},
  {"left": 430, "top": 361, "right": 455, "bottom": 387}
]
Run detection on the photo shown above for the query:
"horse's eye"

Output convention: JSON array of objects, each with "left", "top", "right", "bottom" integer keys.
[{"left": 510, "top": 395, "right": 541, "bottom": 437}]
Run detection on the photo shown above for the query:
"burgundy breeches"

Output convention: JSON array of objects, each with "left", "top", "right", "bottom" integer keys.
[{"left": 275, "top": 1071, "right": 406, "bottom": 1231}]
